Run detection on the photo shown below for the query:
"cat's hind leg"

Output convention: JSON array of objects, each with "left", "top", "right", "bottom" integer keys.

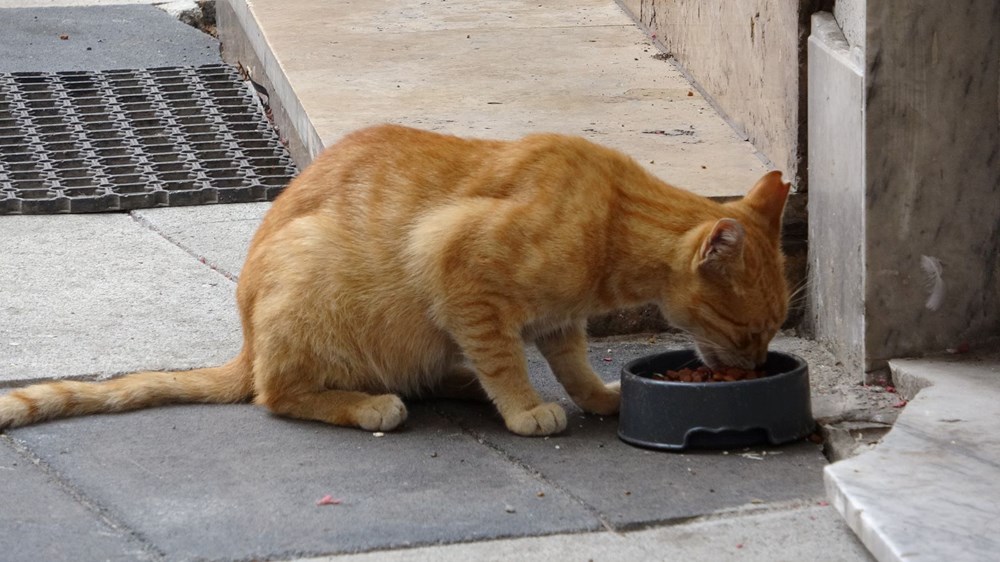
[
  {"left": 535, "top": 322, "right": 620, "bottom": 416},
  {"left": 258, "top": 388, "right": 406, "bottom": 431},
  {"left": 252, "top": 360, "right": 407, "bottom": 431}
]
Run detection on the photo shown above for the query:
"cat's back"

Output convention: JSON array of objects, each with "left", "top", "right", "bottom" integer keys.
[
  {"left": 237, "top": 125, "right": 666, "bottom": 329},
  {"left": 271, "top": 125, "right": 501, "bottom": 219},
  {"left": 267, "top": 124, "right": 642, "bottom": 221},
  {"left": 247, "top": 124, "right": 656, "bottom": 266}
]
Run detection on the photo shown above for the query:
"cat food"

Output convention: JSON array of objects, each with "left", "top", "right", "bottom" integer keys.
[{"left": 650, "top": 365, "right": 766, "bottom": 383}]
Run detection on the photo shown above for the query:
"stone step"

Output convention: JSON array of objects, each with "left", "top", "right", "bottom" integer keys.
[{"left": 826, "top": 351, "right": 1000, "bottom": 562}]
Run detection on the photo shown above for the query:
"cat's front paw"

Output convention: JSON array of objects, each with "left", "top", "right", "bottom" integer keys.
[
  {"left": 356, "top": 394, "right": 407, "bottom": 431},
  {"left": 573, "top": 381, "right": 620, "bottom": 416},
  {"left": 505, "top": 403, "right": 567, "bottom": 436}
]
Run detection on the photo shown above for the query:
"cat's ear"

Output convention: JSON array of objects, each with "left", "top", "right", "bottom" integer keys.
[
  {"left": 698, "top": 218, "right": 745, "bottom": 271},
  {"left": 744, "top": 171, "right": 790, "bottom": 235}
]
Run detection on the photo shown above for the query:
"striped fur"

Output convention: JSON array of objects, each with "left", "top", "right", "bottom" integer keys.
[{"left": 1, "top": 125, "right": 790, "bottom": 436}]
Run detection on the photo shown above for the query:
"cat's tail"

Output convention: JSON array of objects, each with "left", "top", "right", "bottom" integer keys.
[{"left": 0, "top": 355, "right": 253, "bottom": 430}]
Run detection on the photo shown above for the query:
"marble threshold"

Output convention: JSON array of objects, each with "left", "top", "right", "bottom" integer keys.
[{"left": 825, "top": 350, "right": 1000, "bottom": 562}]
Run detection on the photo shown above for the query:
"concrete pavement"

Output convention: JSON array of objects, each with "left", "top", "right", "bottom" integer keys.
[
  {"left": 304, "top": 502, "right": 866, "bottom": 562},
  {"left": 0, "top": 3, "right": 219, "bottom": 73},
  {"left": 217, "top": 0, "right": 769, "bottom": 197},
  {"left": 5, "top": 1, "right": 999, "bottom": 561}
]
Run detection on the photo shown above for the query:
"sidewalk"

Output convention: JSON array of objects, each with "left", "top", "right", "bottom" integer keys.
[
  {"left": 217, "top": 0, "right": 769, "bottom": 197},
  {"left": 8, "top": 1, "right": 997, "bottom": 561}
]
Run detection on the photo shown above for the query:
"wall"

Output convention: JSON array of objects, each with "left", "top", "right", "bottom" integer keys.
[
  {"left": 861, "top": 0, "right": 1000, "bottom": 368},
  {"left": 619, "top": 0, "right": 825, "bottom": 189},
  {"left": 806, "top": 12, "right": 865, "bottom": 377},
  {"left": 808, "top": 1, "right": 1000, "bottom": 376},
  {"left": 832, "top": 0, "right": 864, "bottom": 54}
]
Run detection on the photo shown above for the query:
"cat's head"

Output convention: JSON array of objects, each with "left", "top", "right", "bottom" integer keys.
[{"left": 665, "top": 171, "right": 791, "bottom": 369}]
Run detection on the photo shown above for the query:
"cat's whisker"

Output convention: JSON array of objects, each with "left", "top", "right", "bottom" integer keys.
[
  {"left": 668, "top": 326, "right": 699, "bottom": 346},
  {"left": 788, "top": 278, "right": 811, "bottom": 301},
  {"left": 789, "top": 288, "right": 806, "bottom": 303},
  {"left": 675, "top": 357, "right": 702, "bottom": 370},
  {"left": 659, "top": 327, "right": 712, "bottom": 368}
]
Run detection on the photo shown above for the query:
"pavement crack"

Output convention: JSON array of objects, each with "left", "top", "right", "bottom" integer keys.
[
  {"left": 614, "top": 496, "right": 829, "bottom": 533},
  {"left": 129, "top": 211, "right": 240, "bottom": 284},
  {"left": 1, "top": 433, "right": 166, "bottom": 561},
  {"left": 430, "top": 405, "right": 620, "bottom": 534}
]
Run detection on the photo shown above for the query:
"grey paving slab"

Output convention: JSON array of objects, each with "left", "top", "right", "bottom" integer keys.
[
  {"left": 0, "top": 4, "right": 219, "bottom": 73},
  {"left": 0, "top": 438, "right": 148, "bottom": 561},
  {"left": 0, "top": 214, "right": 240, "bottom": 384},
  {"left": 631, "top": 502, "right": 871, "bottom": 561},
  {"left": 432, "top": 339, "right": 829, "bottom": 530},
  {"left": 6, "top": 404, "right": 600, "bottom": 560},
  {"left": 0, "top": 1, "right": 159, "bottom": 6},
  {"left": 132, "top": 202, "right": 272, "bottom": 279},
  {"left": 311, "top": 503, "right": 871, "bottom": 562}
]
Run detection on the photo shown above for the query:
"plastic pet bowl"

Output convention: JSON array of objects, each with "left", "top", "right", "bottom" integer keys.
[{"left": 618, "top": 349, "right": 814, "bottom": 451}]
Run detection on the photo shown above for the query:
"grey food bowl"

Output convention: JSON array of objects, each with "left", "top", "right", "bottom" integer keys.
[{"left": 618, "top": 350, "right": 814, "bottom": 451}]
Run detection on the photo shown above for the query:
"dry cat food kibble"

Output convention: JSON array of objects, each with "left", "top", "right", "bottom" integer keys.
[{"left": 650, "top": 366, "right": 767, "bottom": 383}]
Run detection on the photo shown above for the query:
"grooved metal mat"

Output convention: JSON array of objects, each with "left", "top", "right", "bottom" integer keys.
[{"left": 0, "top": 64, "right": 297, "bottom": 214}]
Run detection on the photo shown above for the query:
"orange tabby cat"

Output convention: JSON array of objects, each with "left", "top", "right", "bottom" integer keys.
[{"left": 0, "top": 125, "right": 789, "bottom": 436}]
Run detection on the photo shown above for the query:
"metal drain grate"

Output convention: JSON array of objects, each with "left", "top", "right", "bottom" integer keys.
[{"left": 0, "top": 63, "right": 297, "bottom": 214}]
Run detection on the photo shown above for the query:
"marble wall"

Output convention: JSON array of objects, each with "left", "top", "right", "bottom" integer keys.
[
  {"left": 807, "top": 13, "right": 866, "bottom": 377},
  {"left": 862, "top": 0, "right": 1000, "bottom": 368},
  {"left": 809, "top": 1, "right": 1000, "bottom": 375}
]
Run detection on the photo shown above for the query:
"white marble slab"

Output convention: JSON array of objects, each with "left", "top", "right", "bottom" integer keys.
[
  {"left": 806, "top": 13, "right": 866, "bottom": 380},
  {"left": 825, "top": 352, "right": 1000, "bottom": 562}
]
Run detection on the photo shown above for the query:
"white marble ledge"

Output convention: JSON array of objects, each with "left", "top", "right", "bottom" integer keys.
[{"left": 825, "top": 351, "right": 1000, "bottom": 562}]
